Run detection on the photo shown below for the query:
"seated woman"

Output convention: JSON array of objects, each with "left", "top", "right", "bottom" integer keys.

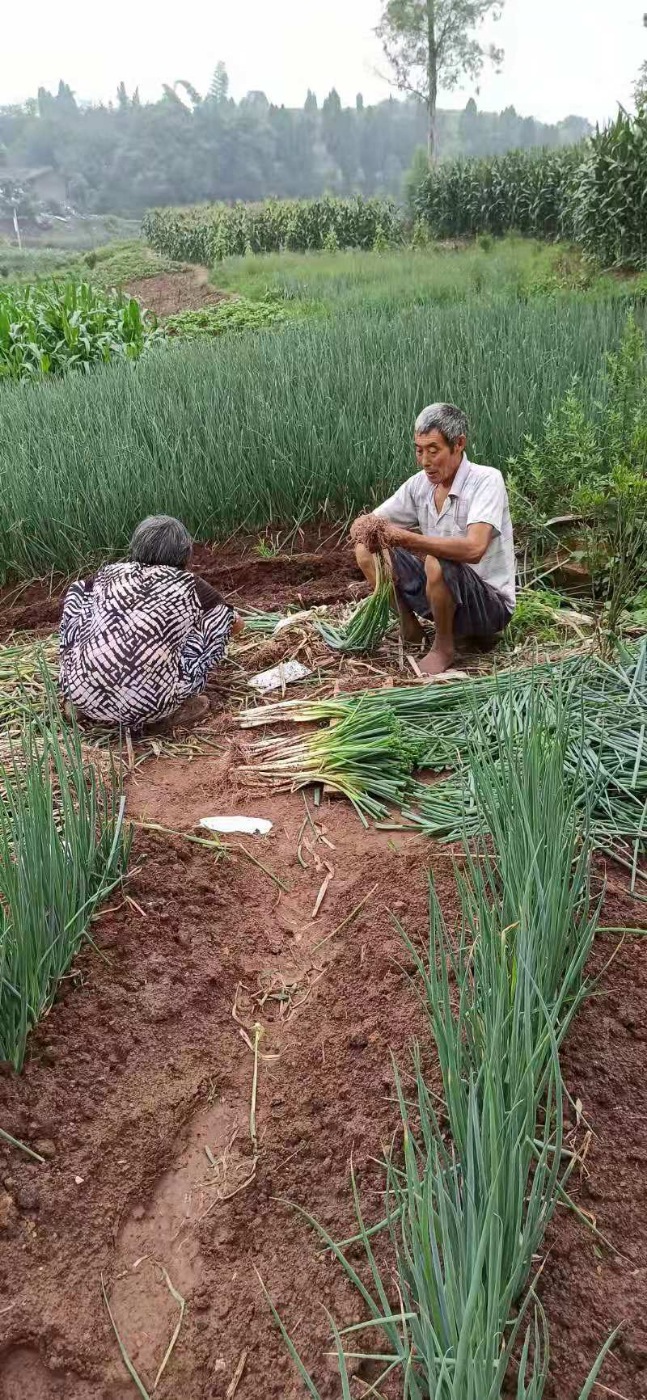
[{"left": 59, "top": 515, "right": 243, "bottom": 729}]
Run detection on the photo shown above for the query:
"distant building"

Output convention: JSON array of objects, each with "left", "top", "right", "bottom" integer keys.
[{"left": 7, "top": 166, "right": 67, "bottom": 207}]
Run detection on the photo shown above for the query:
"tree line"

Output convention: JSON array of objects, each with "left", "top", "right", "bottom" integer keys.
[{"left": 0, "top": 67, "right": 590, "bottom": 217}]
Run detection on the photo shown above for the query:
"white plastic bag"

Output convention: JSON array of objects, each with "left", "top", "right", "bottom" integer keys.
[
  {"left": 199, "top": 816, "right": 273, "bottom": 836},
  {"left": 248, "top": 660, "right": 311, "bottom": 693}
]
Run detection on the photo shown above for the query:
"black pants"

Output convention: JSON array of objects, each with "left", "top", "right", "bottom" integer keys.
[{"left": 391, "top": 549, "right": 512, "bottom": 638}]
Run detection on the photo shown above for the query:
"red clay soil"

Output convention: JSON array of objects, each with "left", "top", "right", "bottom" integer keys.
[
  {"left": 541, "top": 865, "right": 647, "bottom": 1399},
  {"left": 1, "top": 536, "right": 646, "bottom": 1398},
  {"left": 0, "top": 531, "right": 364, "bottom": 642},
  {"left": 124, "top": 268, "right": 228, "bottom": 320},
  {"left": 0, "top": 737, "right": 646, "bottom": 1399}
]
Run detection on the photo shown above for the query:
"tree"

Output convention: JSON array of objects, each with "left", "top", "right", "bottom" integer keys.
[
  {"left": 175, "top": 80, "right": 203, "bottom": 108},
  {"left": 377, "top": 0, "right": 505, "bottom": 160},
  {"left": 635, "top": 13, "right": 647, "bottom": 108},
  {"left": 56, "top": 81, "right": 78, "bottom": 115},
  {"left": 209, "top": 62, "right": 230, "bottom": 105}
]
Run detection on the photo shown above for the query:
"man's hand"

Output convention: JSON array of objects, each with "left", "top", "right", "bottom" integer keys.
[
  {"left": 231, "top": 612, "right": 245, "bottom": 636},
  {"left": 350, "top": 514, "right": 390, "bottom": 553},
  {"left": 379, "top": 522, "right": 412, "bottom": 548}
]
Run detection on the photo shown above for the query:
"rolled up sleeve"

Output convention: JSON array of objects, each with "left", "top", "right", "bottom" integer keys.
[
  {"left": 466, "top": 474, "right": 506, "bottom": 535},
  {"left": 374, "top": 479, "right": 420, "bottom": 529}
]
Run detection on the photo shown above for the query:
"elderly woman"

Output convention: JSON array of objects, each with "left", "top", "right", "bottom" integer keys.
[{"left": 59, "top": 515, "right": 243, "bottom": 729}]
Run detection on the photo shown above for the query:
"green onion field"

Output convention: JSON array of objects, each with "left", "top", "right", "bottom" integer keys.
[{"left": 0, "top": 163, "right": 646, "bottom": 1400}]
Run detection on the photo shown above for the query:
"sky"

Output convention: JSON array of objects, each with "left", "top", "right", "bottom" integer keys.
[{"left": 2, "top": 0, "right": 645, "bottom": 126}]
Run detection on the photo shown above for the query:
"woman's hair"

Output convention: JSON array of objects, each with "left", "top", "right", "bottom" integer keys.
[{"left": 129, "top": 515, "right": 193, "bottom": 568}]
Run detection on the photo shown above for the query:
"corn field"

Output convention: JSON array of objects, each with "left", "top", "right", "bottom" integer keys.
[
  {"left": 413, "top": 107, "right": 647, "bottom": 268},
  {"left": 143, "top": 195, "right": 405, "bottom": 262},
  {"left": 413, "top": 147, "right": 580, "bottom": 241},
  {"left": 570, "top": 107, "right": 647, "bottom": 268},
  {"left": 0, "top": 281, "right": 157, "bottom": 382}
]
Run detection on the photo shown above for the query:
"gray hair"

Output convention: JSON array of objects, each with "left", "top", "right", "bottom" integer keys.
[
  {"left": 130, "top": 515, "right": 193, "bottom": 568},
  {"left": 414, "top": 403, "right": 468, "bottom": 448}
]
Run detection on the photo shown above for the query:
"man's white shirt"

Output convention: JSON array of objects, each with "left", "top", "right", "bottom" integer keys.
[{"left": 374, "top": 454, "right": 516, "bottom": 611}]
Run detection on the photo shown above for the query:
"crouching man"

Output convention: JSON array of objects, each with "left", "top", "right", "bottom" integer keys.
[{"left": 351, "top": 402, "right": 516, "bottom": 675}]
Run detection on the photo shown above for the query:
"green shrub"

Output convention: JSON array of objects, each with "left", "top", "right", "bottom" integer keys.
[
  {"left": 164, "top": 297, "right": 289, "bottom": 338},
  {"left": 507, "top": 316, "right": 647, "bottom": 632},
  {"left": 0, "top": 280, "right": 158, "bottom": 381},
  {"left": 506, "top": 388, "right": 604, "bottom": 530}
]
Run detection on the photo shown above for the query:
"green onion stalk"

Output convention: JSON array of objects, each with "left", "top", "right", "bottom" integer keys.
[
  {"left": 0, "top": 674, "right": 131, "bottom": 1070},
  {"left": 266, "top": 701, "right": 617, "bottom": 1399},
  {"left": 241, "top": 641, "right": 647, "bottom": 859},
  {"left": 315, "top": 551, "right": 394, "bottom": 653},
  {"left": 237, "top": 607, "right": 286, "bottom": 633},
  {"left": 0, "top": 636, "right": 59, "bottom": 734}
]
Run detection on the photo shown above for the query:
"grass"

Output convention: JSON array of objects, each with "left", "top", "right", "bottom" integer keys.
[
  {"left": 0, "top": 294, "right": 632, "bottom": 581},
  {"left": 0, "top": 239, "right": 182, "bottom": 290},
  {"left": 211, "top": 237, "right": 644, "bottom": 313}
]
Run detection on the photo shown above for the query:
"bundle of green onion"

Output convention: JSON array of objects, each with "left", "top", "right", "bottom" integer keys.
[
  {"left": 314, "top": 552, "right": 393, "bottom": 653},
  {"left": 241, "top": 642, "right": 647, "bottom": 865},
  {"left": 241, "top": 696, "right": 425, "bottom": 823}
]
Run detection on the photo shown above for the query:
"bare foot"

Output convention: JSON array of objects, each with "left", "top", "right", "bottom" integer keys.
[
  {"left": 148, "top": 693, "right": 210, "bottom": 736},
  {"left": 419, "top": 646, "right": 456, "bottom": 677},
  {"left": 173, "top": 694, "right": 210, "bottom": 728}
]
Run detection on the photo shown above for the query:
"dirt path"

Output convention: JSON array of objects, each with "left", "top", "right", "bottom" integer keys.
[{"left": 123, "top": 267, "right": 228, "bottom": 320}]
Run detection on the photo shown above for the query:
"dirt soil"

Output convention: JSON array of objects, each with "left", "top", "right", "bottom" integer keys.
[
  {"left": 0, "top": 538, "right": 646, "bottom": 1399},
  {"left": 123, "top": 268, "right": 228, "bottom": 319},
  {"left": 0, "top": 529, "right": 363, "bottom": 642}
]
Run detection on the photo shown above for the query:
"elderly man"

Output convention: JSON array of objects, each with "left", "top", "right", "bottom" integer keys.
[
  {"left": 352, "top": 403, "right": 515, "bottom": 675},
  {"left": 60, "top": 515, "right": 243, "bottom": 729}
]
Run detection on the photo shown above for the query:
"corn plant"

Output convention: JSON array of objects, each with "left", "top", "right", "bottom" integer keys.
[
  {"left": 571, "top": 107, "right": 647, "bottom": 269},
  {"left": 143, "top": 196, "right": 405, "bottom": 263},
  {"left": 0, "top": 280, "right": 158, "bottom": 382},
  {"left": 0, "top": 679, "right": 130, "bottom": 1070},
  {"left": 265, "top": 689, "right": 617, "bottom": 1398}
]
